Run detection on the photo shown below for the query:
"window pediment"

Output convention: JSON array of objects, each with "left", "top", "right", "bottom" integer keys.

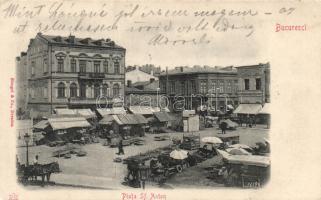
[{"left": 55, "top": 52, "right": 67, "bottom": 58}]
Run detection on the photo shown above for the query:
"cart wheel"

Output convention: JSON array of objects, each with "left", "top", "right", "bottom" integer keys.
[{"left": 176, "top": 165, "right": 183, "bottom": 173}]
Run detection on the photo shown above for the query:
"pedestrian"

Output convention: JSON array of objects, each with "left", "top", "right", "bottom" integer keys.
[
  {"left": 118, "top": 139, "right": 124, "bottom": 155},
  {"left": 33, "top": 154, "right": 39, "bottom": 165},
  {"left": 220, "top": 121, "right": 227, "bottom": 134},
  {"left": 138, "top": 162, "right": 147, "bottom": 189}
]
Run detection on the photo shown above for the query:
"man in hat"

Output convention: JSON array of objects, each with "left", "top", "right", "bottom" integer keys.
[{"left": 117, "top": 139, "right": 124, "bottom": 155}]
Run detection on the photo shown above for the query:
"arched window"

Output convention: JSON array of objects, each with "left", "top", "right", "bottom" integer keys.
[
  {"left": 113, "top": 84, "right": 120, "bottom": 97},
  {"left": 114, "top": 61, "right": 120, "bottom": 74},
  {"left": 94, "top": 84, "right": 100, "bottom": 98},
  {"left": 102, "top": 84, "right": 109, "bottom": 97},
  {"left": 57, "top": 82, "right": 65, "bottom": 98},
  {"left": 70, "top": 83, "right": 77, "bottom": 97}
]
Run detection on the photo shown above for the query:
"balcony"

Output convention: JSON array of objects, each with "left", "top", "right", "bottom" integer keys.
[
  {"left": 68, "top": 97, "right": 98, "bottom": 105},
  {"left": 68, "top": 97, "right": 119, "bottom": 105},
  {"left": 78, "top": 72, "right": 105, "bottom": 79}
]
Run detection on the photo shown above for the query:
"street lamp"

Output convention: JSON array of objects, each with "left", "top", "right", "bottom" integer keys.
[
  {"left": 156, "top": 87, "right": 160, "bottom": 110},
  {"left": 24, "top": 133, "right": 30, "bottom": 166},
  {"left": 215, "top": 88, "right": 220, "bottom": 112}
]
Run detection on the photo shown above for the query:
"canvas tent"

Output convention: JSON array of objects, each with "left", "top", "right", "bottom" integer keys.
[
  {"left": 259, "top": 103, "right": 271, "bottom": 115},
  {"left": 233, "top": 104, "right": 263, "bottom": 115}
]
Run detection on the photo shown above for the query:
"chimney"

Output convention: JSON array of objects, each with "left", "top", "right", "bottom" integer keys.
[
  {"left": 180, "top": 67, "right": 184, "bottom": 72},
  {"left": 150, "top": 70, "right": 154, "bottom": 76},
  {"left": 127, "top": 80, "right": 132, "bottom": 87},
  {"left": 150, "top": 78, "right": 155, "bottom": 83},
  {"left": 68, "top": 35, "right": 76, "bottom": 43}
]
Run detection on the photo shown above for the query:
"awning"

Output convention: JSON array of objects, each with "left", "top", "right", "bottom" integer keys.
[
  {"left": 129, "top": 106, "right": 154, "bottom": 115},
  {"left": 33, "top": 120, "right": 49, "bottom": 130},
  {"left": 115, "top": 114, "right": 148, "bottom": 125},
  {"left": 74, "top": 109, "right": 96, "bottom": 118},
  {"left": 96, "top": 107, "right": 127, "bottom": 116},
  {"left": 259, "top": 103, "right": 271, "bottom": 114},
  {"left": 154, "top": 112, "right": 174, "bottom": 122},
  {"left": 233, "top": 104, "right": 263, "bottom": 115},
  {"left": 220, "top": 119, "right": 238, "bottom": 128},
  {"left": 99, "top": 115, "right": 116, "bottom": 125},
  {"left": 54, "top": 108, "right": 76, "bottom": 115},
  {"left": 226, "top": 155, "right": 270, "bottom": 167},
  {"left": 48, "top": 117, "right": 91, "bottom": 130}
]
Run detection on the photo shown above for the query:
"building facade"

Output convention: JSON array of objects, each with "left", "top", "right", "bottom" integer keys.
[
  {"left": 236, "top": 63, "right": 270, "bottom": 104},
  {"left": 159, "top": 66, "right": 239, "bottom": 112},
  {"left": 125, "top": 79, "right": 165, "bottom": 107},
  {"left": 16, "top": 33, "right": 126, "bottom": 118},
  {"left": 125, "top": 66, "right": 158, "bottom": 84}
]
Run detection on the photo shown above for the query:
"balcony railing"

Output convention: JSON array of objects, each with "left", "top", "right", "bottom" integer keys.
[
  {"left": 68, "top": 96, "right": 120, "bottom": 105},
  {"left": 68, "top": 97, "right": 98, "bottom": 105},
  {"left": 78, "top": 72, "right": 105, "bottom": 79}
]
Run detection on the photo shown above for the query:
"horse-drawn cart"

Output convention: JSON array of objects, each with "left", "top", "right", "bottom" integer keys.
[{"left": 17, "top": 162, "right": 60, "bottom": 186}]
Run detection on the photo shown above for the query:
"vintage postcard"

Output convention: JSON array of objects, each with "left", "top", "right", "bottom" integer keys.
[{"left": 0, "top": 0, "right": 320, "bottom": 199}]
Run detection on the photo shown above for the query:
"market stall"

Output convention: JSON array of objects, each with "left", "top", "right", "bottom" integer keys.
[{"left": 149, "top": 112, "right": 174, "bottom": 133}]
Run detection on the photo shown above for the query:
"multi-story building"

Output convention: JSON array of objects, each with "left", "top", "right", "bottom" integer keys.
[
  {"left": 159, "top": 66, "right": 239, "bottom": 112},
  {"left": 236, "top": 63, "right": 270, "bottom": 104},
  {"left": 16, "top": 33, "right": 126, "bottom": 118}
]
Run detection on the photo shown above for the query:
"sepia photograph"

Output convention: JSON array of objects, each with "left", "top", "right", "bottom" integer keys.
[
  {"left": 0, "top": 0, "right": 320, "bottom": 200},
  {"left": 15, "top": 32, "right": 270, "bottom": 190}
]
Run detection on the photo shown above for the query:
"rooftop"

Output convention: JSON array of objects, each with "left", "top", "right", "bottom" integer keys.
[
  {"left": 36, "top": 33, "right": 125, "bottom": 50},
  {"left": 235, "top": 63, "right": 270, "bottom": 69},
  {"left": 159, "top": 65, "right": 237, "bottom": 76}
]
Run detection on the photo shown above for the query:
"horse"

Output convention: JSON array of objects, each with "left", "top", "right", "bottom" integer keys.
[{"left": 19, "top": 162, "right": 60, "bottom": 186}]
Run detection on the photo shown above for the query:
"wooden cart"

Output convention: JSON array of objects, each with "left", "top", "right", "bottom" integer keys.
[{"left": 180, "top": 135, "right": 200, "bottom": 150}]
